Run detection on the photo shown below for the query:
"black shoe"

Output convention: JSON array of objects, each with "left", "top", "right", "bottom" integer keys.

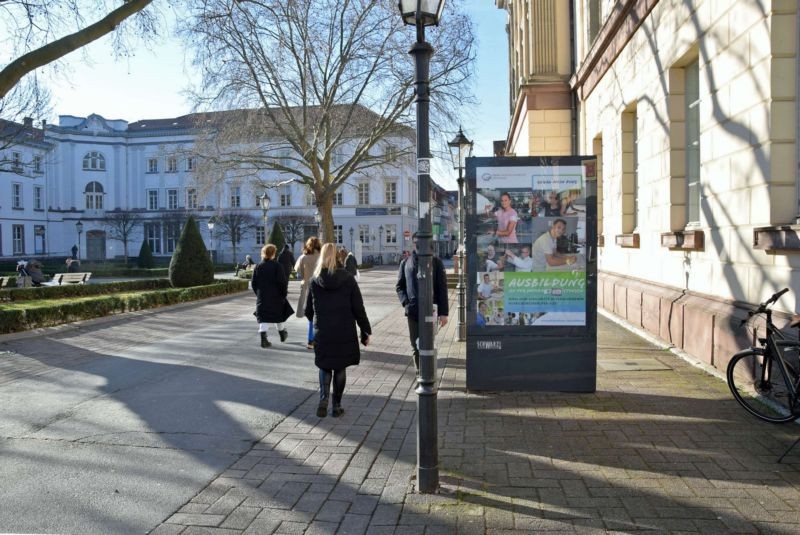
[
  {"left": 316, "top": 399, "right": 328, "bottom": 418},
  {"left": 260, "top": 332, "right": 271, "bottom": 348},
  {"left": 332, "top": 405, "right": 344, "bottom": 417},
  {"left": 279, "top": 329, "right": 288, "bottom": 342}
]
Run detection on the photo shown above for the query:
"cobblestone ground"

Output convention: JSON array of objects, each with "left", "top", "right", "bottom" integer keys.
[{"left": 151, "top": 293, "right": 800, "bottom": 535}]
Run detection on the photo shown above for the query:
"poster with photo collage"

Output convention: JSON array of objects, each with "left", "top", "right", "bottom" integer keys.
[{"left": 473, "top": 163, "right": 590, "bottom": 327}]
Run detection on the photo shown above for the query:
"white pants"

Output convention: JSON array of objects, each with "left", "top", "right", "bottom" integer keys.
[{"left": 259, "top": 322, "right": 285, "bottom": 333}]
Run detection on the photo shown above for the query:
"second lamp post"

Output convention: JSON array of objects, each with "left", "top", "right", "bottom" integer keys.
[{"left": 448, "top": 128, "right": 473, "bottom": 342}]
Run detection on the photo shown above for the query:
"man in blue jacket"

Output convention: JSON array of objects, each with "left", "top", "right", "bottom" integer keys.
[{"left": 396, "top": 233, "right": 449, "bottom": 373}]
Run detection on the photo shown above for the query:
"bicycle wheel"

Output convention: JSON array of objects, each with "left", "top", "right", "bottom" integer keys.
[{"left": 727, "top": 350, "right": 798, "bottom": 423}]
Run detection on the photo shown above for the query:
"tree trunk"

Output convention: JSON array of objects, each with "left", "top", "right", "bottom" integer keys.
[
  {"left": 123, "top": 238, "right": 129, "bottom": 264},
  {"left": 317, "top": 194, "right": 335, "bottom": 244}
]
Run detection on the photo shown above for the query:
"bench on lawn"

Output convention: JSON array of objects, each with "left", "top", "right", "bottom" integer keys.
[
  {"left": 48, "top": 272, "right": 92, "bottom": 285},
  {"left": 0, "top": 276, "right": 9, "bottom": 288}
]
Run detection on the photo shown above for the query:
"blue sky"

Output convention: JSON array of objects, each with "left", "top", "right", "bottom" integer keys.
[{"left": 48, "top": 3, "right": 509, "bottom": 190}]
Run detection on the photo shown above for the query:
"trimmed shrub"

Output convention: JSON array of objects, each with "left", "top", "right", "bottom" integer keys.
[
  {"left": 137, "top": 240, "right": 155, "bottom": 268},
  {"left": 169, "top": 215, "right": 215, "bottom": 288},
  {"left": 0, "top": 279, "right": 171, "bottom": 302},
  {"left": 0, "top": 279, "right": 248, "bottom": 334},
  {"left": 268, "top": 221, "right": 286, "bottom": 252}
]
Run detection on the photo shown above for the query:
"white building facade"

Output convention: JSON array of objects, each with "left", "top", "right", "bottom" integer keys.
[{"left": 1, "top": 112, "right": 425, "bottom": 264}]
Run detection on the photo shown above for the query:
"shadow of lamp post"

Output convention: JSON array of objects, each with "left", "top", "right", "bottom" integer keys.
[
  {"left": 398, "top": 0, "right": 445, "bottom": 494},
  {"left": 448, "top": 127, "right": 473, "bottom": 342}
]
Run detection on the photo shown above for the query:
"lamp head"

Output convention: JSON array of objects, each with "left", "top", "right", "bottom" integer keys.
[
  {"left": 448, "top": 127, "right": 474, "bottom": 170},
  {"left": 75, "top": 220, "right": 83, "bottom": 234},
  {"left": 260, "top": 192, "right": 271, "bottom": 211},
  {"left": 398, "top": 0, "right": 445, "bottom": 26}
]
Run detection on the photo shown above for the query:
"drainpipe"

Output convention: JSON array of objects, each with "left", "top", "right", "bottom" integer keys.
[{"left": 569, "top": 0, "right": 579, "bottom": 155}]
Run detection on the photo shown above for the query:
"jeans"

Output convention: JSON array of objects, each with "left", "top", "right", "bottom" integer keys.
[
  {"left": 407, "top": 317, "right": 419, "bottom": 371},
  {"left": 319, "top": 368, "right": 346, "bottom": 405},
  {"left": 307, "top": 321, "right": 314, "bottom": 344}
]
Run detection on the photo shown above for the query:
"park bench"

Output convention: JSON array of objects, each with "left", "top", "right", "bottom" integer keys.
[
  {"left": 0, "top": 276, "right": 9, "bottom": 288},
  {"left": 48, "top": 272, "right": 92, "bottom": 285}
]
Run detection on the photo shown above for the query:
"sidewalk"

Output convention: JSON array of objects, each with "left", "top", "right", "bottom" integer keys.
[{"left": 153, "top": 300, "right": 800, "bottom": 534}]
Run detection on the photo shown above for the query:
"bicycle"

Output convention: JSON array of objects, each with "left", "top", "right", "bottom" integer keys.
[{"left": 727, "top": 288, "right": 800, "bottom": 424}]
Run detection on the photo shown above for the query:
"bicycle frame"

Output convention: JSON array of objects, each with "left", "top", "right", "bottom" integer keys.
[{"left": 760, "top": 308, "right": 800, "bottom": 412}]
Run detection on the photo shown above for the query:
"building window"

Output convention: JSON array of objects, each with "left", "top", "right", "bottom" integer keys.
[
  {"left": 167, "top": 189, "right": 178, "bottom": 210},
  {"left": 145, "top": 222, "right": 162, "bottom": 254},
  {"left": 621, "top": 107, "right": 638, "bottom": 234},
  {"left": 306, "top": 188, "right": 315, "bottom": 206},
  {"left": 385, "top": 181, "right": 397, "bottom": 204},
  {"left": 166, "top": 156, "right": 178, "bottom": 173},
  {"left": 357, "top": 182, "right": 369, "bottom": 205},
  {"left": 83, "top": 151, "right": 106, "bottom": 171},
  {"left": 359, "top": 225, "right": 370, "bottom": 244},
  {"left": 34, "top": 186, "right": 43, "bottom": 210},
  {"left": 230, "top": 186, "right": 241, "bottom": 208},
  {"left": 34, "top": 225, "right": 45, "bottom": 254},
  {"left": 333, "top": 191, "right": 343, "bottom": 206},
  {"left": 633, "top": 109, "right": 639, "bottom": 230},
  {"left": 280, "top": 185, "right": 291, "bottom": 207},
  {"left": 85, "top": 181, "right": 104, "bottom": 210},
  {"left": 12, "top": 183, "right": 22, "bottom": 208},
  {"left": 593, "top": 136, "right": 604, "bottom": 240},
  {"left": 333, "top": 225, "right": 343, "bottom": 244},
  {"left": 147, "top": 189, "right": 159, "bottom": 210},
  {"left": 147, "top": 158, "right": 158, "bottom": 173},
  {"left": 33, "top": 155, "right": 42, "bottom": 173},
  {"left": 385, "top": 224, "right": 397, "bottom": 244},
  {"left": 256, "top": 227, "right": 266, "bottom": 245},
  {"left": 686, "top": 60, "right": 701, "bottom": 224},
  {"left": 187, "top": 188, "right": 197, "bottom": 209},
  {"left": 187, "top": 157, "right": 196, "bottom": 171},
  {"left": 12, "top": 225, "right": 24, "bottom": 254},
  {"left": 332, "top": 148, "right": 346, "bottom": 167},
  {"left": 409, "top": 180, "right": 417, "bottom": 204},
  {"left": 164, "top": 222, "right": 181, "bottom": 253},
  {"left": 11, "top": 151, "right": 21, "bottom": 170},
  {"left": 588, "top": 0, "right": 601, "bottom": 43}
]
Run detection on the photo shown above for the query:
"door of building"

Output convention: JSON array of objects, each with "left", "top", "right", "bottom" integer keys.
[{"left": 86, "top": 230, "right": 106, "bottom": 261}]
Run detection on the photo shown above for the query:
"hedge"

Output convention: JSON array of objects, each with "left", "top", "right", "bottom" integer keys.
[
  {"left": 0, "top": 279, "right": 249, "bottom": 334},
  {"left": 1, "top": 279, "right": 173, "bottom": 302}
]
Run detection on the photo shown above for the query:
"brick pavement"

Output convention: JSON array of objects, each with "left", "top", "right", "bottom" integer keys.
[{"left": 153, "top": 297, "right": 800, "bottom": 534}]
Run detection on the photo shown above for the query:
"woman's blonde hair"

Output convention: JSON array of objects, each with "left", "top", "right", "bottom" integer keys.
[
  {"left": 261, "top": 243, "right": 277, "bottom": 260},
  {"left": 303, "top": 236, "right": 322, "bottom": 255},
  {"left": 313, "top": 243, "right": 339, "bottom": 277}
]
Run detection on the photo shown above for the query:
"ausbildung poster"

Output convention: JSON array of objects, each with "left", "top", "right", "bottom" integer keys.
[{"left": 474, "top": 164, "right": 589, "bottom": 327}]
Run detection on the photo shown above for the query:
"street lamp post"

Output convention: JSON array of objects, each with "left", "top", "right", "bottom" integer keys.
[
  {"left": 207, "top": 219, "right": 215, "bottom": 263},
  {"left": 260, "top": 192, "right": 271, "bottom": 246},
  {"left": 378, "top": 224, "right": 384, "bottom": 263},
  {"left": 349, "top": 227, "right": 354, "bottom": 251},
  {"left": 398, "top": 0, "right": 445, "bottom": 494},
  {"left": 75, "top": 220, "right": 83, "bottom": 260},
  {"left": 314, "top": 211, "right": 322, "bottom": 241},
  {"left": 448, "top": 128, "right": 473, "bottom": 342}
]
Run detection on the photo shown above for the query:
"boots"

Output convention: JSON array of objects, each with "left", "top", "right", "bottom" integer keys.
[
  {"left": 260, "top": 331, "right": 271, "bottom": 348},
  {"left": 279, "top": 329, "right": 288, "bottom": 342},
  {"left": 331, "top": 369, "right": 346, "bottom": 417},
  {"left": 317, "top": 370, "right": 332, "bottom": 417}
]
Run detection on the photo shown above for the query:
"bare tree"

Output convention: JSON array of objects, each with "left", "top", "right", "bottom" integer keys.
[
  {"left": 275, "top": 214, "right": 314, "bottom": 251},
  {"left": 0, "top": 1, "right": 159, "bottom": 125},
  {"left": 104, "top": 210, "right": 144, "bottom": 263},
  {"left": 181, "top": 0, "right": 475, "bottom": 241},
  {"left": 212, "top": 211, "right": 259, "bottom": 264}
]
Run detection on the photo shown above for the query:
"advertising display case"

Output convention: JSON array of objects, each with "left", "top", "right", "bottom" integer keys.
[{"left": 466, "top": 156, "right": 598, "bottom": 391}]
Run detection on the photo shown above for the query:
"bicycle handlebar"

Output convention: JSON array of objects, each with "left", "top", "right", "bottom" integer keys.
[{"left": 760, "top": 287, "right": 789, "bottom": 309}]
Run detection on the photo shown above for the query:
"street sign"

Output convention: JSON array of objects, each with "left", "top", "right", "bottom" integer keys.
[{"left": 403, "top": 230, "right": 411, "bottom": 237}]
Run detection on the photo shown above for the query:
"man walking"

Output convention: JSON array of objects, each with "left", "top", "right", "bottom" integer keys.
[
  {"left": 278, "top": 244, "right": 295, "bottom": 278},
  {"left": 396, "top": 233, "right": 449, "bottom": 373}
]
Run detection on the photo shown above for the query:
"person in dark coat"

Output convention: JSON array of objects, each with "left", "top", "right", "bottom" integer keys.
[
  {"left": 305, "top": 242, "right": 371, "bottom": 418},
  {"left": 396, "top": 233, "right": 449, "bottom": 373},
  {"left": 252, "top": 243, "right": 294, "bottom": 348},
  {"left": 278, "top": 244, "right": 295, "bottom": 278},
  {"left": 344, "top": 248, "right": 358, "bottom": 278}
]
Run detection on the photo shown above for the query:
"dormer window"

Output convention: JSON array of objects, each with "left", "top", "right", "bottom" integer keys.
[{"left": 82, "top": 151, "right": 106, "bottom": 171}]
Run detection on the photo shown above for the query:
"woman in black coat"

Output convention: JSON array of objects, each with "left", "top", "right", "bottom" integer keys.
[
  {"left": 305, "top": 243, "right": 371, "bottom": 417},
  {"left": 252, "top": 243, "right": 294, "bottom": 348}
]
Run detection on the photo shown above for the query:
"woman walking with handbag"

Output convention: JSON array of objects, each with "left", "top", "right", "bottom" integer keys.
[
  {"left": 252, "top": 244, "right": 294, "bottom": 348},
  {"left": 294, "top": 237, "right": 322, "bottom": 349},
  {"left": 305, "top": 243, "right": 371, "bottom": 417}
]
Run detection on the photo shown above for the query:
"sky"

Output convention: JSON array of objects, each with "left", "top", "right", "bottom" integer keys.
[{"left": 45, "top": 2, "right": 510, "bottom": 191}]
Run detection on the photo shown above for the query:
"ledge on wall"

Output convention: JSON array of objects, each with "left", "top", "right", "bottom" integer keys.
[
  {"left": 660, "top": 230, "right": 704, "bottom": 251},
  {"left": 753, "top": 225, "right": 800, "bottom": 254},
  {"left": 598, "top": 235, "right": 605, "bottom": 247},
  {"left": 615, "top": 233, "right": 639, "bottom": 248}
]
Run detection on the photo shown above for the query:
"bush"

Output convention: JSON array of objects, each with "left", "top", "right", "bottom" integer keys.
[
  {"left": 0, "top": 279, "right": 248, "bottom": 334},
  {"left": 137, "top": 240, "right": 155, "bottom": 268},
  {"left": 268, "top": 221, "right": 286, "bottom": 252},
  {"left": 169, "top": 215, "right": 215, "bottom": 288},
  {"left": 0, "top": 279, "right": 171, "bottom": 302}
]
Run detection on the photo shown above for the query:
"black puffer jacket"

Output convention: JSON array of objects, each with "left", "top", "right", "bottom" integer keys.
[
  {"left": 252, "top": 259, "right": 294, "bottom": 323},
  {"left": 305, "top": 268, "right": 371, "bottom": 370}
]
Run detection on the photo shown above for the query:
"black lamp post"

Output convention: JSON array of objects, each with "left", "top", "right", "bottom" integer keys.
[
  {"left": 207, "top": 219, "right": 215, "bottom": 263},
  {"left": 349, "top": 227, "right": 354, "bottom": 251},
  {"left": 448, "top": 128, "right": 473, "bottom": 342},
  {"left": 378, "top": 224, "right": 384, "bottom": 262},
  {"left": 75, "top": 220, "right": 83, "bottom": 260},
  {"left": 398, "top": 0, "right": 445, "bottom": 494},
  {"left": 260, "top": 192, "right": 271, "bottom": 245}
]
